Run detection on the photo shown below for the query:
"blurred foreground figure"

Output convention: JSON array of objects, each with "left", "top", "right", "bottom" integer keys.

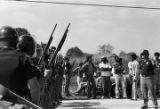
[
  {"left": 0, "top": 26, "right": 40, "bottom": 108},
  {"left": 139, "top": 50, "right": 158, "bottom": 109}
]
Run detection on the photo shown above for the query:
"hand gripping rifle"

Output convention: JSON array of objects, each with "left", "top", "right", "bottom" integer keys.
[
  {"left": 48, "top": 23, "right": 70, "bottom": 68},
  {"left": 37, "top": 24, "right": 57, "bottom": 67}
]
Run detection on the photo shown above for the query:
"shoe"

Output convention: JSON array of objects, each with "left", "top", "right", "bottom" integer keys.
[{"left": 141, "top": 104, "right": 148, "bottom": 109}]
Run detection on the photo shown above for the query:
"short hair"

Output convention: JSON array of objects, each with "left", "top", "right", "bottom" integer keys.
[
  {"left": 131, "top": 53, "right": 137, "bottom": 60},
  {"left": 86, "top": 55, "right": 92, "bottom": 61},
  {"left": 154, "top": 52, "right": 160, "bottom": 57}
]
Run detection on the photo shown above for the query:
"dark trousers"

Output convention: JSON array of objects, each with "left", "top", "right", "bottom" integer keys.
[
  {"left": 64, "top": 75, "right": 71, "bottom": 95},
  {"left": 87, "top": 76, "right": 96, "bottom": 98},
  {"left": 141, "top": 76, "right": 158, "bottom": 106},
  {"left": 101, "top": 76, "right": 111, "bottom": 97}
]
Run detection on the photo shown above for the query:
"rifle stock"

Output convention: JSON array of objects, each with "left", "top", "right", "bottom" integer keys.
[
  {"left": 48, "top": 23, "right": 70, "bottom": 68},
  {"left": 4, "top": 89, "right": 42, "bottom": 109},
  {"left": 37, "top": 24, "right": 57, "bottom": 66}
]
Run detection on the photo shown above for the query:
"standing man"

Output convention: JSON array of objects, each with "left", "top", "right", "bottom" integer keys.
[
  {"left": 112, "top": 56, "right": 127, "bottom": 99},
  {"left": 128, "top": 53, "right": 139, "bottom": 100},
  {"left": 63, "top": 56, "right": 72, "bottom": 96},
  {"left": 0, "top": 26, "right": 40, "bottom": 106},
  {"left": 139, "top": 50, "right": 158, "bottom": 109},
  {"left": 80, "top": 55, "right": 97, "bottom": 99},
  {"left": 99, "top": 56, "right": 112, "bottom": 98},
  {"left": 153, "top": 52, "right": 160, "bottom": 97}
]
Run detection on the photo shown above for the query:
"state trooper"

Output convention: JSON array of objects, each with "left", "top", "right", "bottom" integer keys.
[
  {"left": 139, "top": 50, "right": 158, "bottom": 109},
  {"left": 0, "top": 26, "right": 40, "bottom": 108}
]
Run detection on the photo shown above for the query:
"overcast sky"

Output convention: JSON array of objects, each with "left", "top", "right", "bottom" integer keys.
[{"left": 0, "top": 0, "right": 160, "bottom": 56}]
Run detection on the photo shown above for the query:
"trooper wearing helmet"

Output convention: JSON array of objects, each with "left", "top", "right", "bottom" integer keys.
[
  {"left": 0, "top": 26, "right": 40, "bottom": 107},
  {"left": 0, "top": 25, "right": 18, "bottom": 48},
  {"left": 17, "top": 34, "right": 36, "bottom": 57}
]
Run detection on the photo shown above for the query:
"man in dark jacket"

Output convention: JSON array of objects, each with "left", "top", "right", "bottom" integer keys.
[
  {"left": 140, "top": 50, "right": 158, "bottom": 109},
  {"left": 80, "top": 55, "right": 97, "bottom": 99}
]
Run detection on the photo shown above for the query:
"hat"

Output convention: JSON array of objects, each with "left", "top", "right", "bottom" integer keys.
[
  {"left": 101, "top": 56, "right": 106, "bottom": 59},
  {"left": 142, "top": 50, "right": 149, "bottom": 55}
]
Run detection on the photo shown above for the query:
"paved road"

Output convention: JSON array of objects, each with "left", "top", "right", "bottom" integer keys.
[{"left": 57, "top": 99, "right": 160, "bottom": 109}]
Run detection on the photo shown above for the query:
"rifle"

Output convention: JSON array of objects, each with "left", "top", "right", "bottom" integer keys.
[
  {"left": 48, "top": 23, "right": 70, "bottom": 68},
  {"left": 37, "top": 24, "right": 57, "bottom": 67},
  {"left": 4, "top": 89, "right": 42, "bottom": 109}
]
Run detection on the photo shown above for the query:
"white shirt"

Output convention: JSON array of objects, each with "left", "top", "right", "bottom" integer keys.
[
  {"left": 99, "top": 62, "right": 112, "bottom": 76},
  {"left": 128, "top": 60, "right": 139, "bottom": 77}
]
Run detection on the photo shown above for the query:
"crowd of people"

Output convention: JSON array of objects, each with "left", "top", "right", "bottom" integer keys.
[
  {"left": 70, "top": 50, "right": 160, "bottom": 109},
  {"left": 0, "top": 25, "right": 159, "bottom": 109}
]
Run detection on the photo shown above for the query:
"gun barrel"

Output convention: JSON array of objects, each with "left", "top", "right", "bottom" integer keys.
[
  {"left": 37, "top": 24, "right": 57, "bottom": 66},
  {"left": 48, "top": 23, "right": 70, "bottom": 67},
  {"left": 5, "top": 89, "right": 42, "bottom": 109}
]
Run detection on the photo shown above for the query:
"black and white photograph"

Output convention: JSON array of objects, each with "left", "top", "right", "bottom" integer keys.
[{"left": 0, "top": 0, "right": 160, "bottom": 109}]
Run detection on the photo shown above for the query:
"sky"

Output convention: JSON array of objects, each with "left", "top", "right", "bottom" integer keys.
[{"left": 0, "top": 0, "right": 160, "bottom": 56}]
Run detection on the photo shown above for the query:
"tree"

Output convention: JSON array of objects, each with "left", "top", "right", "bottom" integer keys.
[
  {"left": 66, "top": 47, "right": 84, "bottom": 57},
  {"left": 98, "top": 44, "right": 114, "bottom": 55}
]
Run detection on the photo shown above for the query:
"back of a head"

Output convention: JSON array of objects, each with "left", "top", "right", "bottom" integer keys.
[
  {"left": 131, "top": 53, "right": 137, "bottom": 61},
  {"left": 17, "top": 34, "right": 36, "bottom": 56},
  {"left": 0, "top": 25, "right": 18, "bottom": 48},
  {"left": 154, "top": 52, "right": 160, "bottom": 57},
  {"left": 86, "top": 55, "right": 92, "bottom": 62}
]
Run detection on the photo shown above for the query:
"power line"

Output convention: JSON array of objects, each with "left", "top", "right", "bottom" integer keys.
[{"left": 5, "top": 0, "right": 160, "bottom": 10}]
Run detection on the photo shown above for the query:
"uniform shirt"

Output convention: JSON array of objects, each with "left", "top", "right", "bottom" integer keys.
[
  {"left": 128, "top": 60, "right": 139, "bottom": 77},
  {"left": 139, "top": 59, "right": 154, "bottom": 76},
  {"left": 99, "top": 62, "right": 112, "bottom": 76},
  {"left": 0, "top": 48, "right": 36, "bottom": 97}
]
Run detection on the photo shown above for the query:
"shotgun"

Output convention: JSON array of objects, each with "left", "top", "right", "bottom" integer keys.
[
  {"left": 48, "top": 23, "right": 70, "bottom": 68},
  {"left": 37, "top": 24, "right": 57, "bottom": 67},
  {"left": 3, "top": 89, "right": 43, "bottom": 109}
]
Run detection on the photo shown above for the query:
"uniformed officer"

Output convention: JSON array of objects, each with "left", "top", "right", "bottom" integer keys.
[
  {"left": 153, "top": 52, "right": 160, "bottom": 97},
  {"left": 0, "top": 26, "right": 40, "bottom": 107},
  {"left": 139, "top": 50, "right": 158, "bottom": 109},
  {"left": 80, "top": 55, "right": 97, "bottom": 99}
]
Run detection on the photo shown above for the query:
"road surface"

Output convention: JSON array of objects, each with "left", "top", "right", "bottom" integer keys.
[{"left": 57, "top": 98, "right": 160, "bottom": 109}]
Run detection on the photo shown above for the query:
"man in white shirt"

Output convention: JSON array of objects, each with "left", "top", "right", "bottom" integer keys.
[
  {"left": 128, "top": 53, "right": 139, "bottom": 100},
  {"left": 99, "top": 56, "right": 112, "bottom": 98}
]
